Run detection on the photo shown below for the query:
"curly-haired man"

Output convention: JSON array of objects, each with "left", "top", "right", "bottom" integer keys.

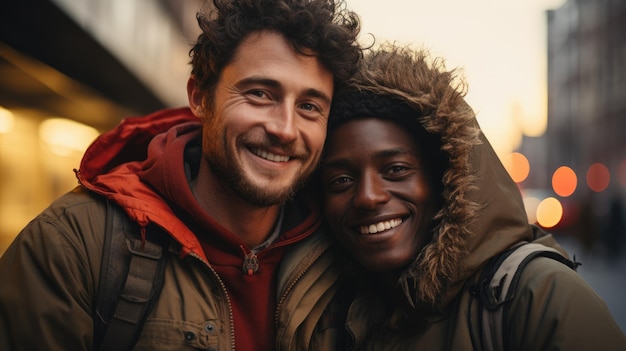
[{"left": 0, "top": 1, "right": 362, "bottom": 349}]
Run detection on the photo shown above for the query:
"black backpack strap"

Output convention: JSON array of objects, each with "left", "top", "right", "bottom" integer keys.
[
  {"left": 469, "top": 242, "right": 578, "bottom": 351},
  {"left": 94, "top": 200, "right": 170, "bottom": 351}
]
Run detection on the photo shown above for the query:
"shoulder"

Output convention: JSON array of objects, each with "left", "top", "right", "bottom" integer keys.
[
  {"left": 34, "top": 187, "right": 108, "bottom": 241},
  {"left": 39, "top": 186, "right": 107, "bottom": 223},
  {"left": 516, "top": 255, "right": 585, "bottom": 295},
  {"left": 0, "top": 187, "right": 110, "bottom": 349},
  {"left": 513, "top": 254, "right": 616, "bottom": 323},
  {"left": 507, "top": 255, "right": 626, "bottom": 350},
  {"left": 12, "top": 187, "right": 109, "bottom": 278},
  {"left": 33, "top": 187, "right": 107, "bottom": 251}
]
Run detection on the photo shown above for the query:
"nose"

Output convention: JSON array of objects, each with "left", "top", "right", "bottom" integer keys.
[
  {"left": 265, "top": 103, "right": 298, "bottom": 144},
  {"left": 352, "top": 171, "right": 390, "bottom": 210}
]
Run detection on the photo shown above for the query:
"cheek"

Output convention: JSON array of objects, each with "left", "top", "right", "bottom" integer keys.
[
  {"left": 202, "top": 121, "right": 220, "bottom": 152},
  {"left": 406, "top": 233, "right": 428, "bottom": 257},
  {"left": 323, "top": 196, "right": 347, "bottom": 226},
  {"left": 403, "top": 179, "right": 432, "bottom": 204},
  {"left": 301, "top": 120, "right": 327, "bottom": 151},
  {"left": 323, "top": 197, "right": 338, "bottom": 220}
]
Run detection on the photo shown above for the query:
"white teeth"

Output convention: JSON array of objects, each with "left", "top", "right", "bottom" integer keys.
[
  {"left": 360, "top": 218, "right": 403, "bottom": 235},
  {"left": 252, "top": 148, "right": 290, "bottom": 162}
]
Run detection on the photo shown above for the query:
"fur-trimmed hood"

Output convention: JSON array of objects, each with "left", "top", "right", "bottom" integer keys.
[{"left": 330, "top": 45, "right": 536, "bottom": 311}]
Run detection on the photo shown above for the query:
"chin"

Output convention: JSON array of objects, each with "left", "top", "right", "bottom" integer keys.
[{"left": 356, "top": 251, "right": 414, "bottom": 273}]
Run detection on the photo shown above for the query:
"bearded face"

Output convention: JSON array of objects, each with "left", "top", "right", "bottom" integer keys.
[{"left": 196, "top": 31, "right": 333, "bottom": 207}]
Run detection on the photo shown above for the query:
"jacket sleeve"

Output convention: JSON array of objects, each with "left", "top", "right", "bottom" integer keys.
[
  {"left": 0, "top": 192, "right": 104, "bottom": 350},
  {"left": 508, "top": 257, "right": 626, "bottom": 351}
]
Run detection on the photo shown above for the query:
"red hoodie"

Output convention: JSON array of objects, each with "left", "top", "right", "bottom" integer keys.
[{"left": 76, "top": 107, "right": 322, "bottom": 350}]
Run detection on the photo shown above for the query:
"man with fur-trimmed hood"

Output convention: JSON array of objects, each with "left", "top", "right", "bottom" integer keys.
[{"left": 310, "top": 45, "right": 626, "bottom": 350}]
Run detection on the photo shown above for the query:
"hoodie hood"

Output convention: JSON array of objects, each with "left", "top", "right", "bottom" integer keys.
[
  {"left": 330, "top": 46, "right": 535, "bottom": 310},
  {"left": 75, "top": 107, "right": 208, "bottom": 259}
]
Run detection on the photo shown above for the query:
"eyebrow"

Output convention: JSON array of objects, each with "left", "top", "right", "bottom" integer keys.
[
  {"left": 304, "top": 88, "right": 332, "bottom": 106},
  {"left": 321, "top": 158, "right": 351, "bottom": 172},
  {"left": 236, "top": 76, "right": 332, "bottom": 106},
  {"left": 322, "top": 147, "right": 418, "bottom": 170},
  {"left": 375, "top": 147, "right": 415, "bottom": 159}
]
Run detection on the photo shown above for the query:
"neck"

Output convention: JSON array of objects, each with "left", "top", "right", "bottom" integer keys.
[{"left": 192, "top": 160, "right": 281, "bottom": 248}]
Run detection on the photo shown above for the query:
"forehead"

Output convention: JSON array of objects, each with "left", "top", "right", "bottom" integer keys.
[
  {"left": 325, "top": 118, "right": 420, "bottom": 157},
  {"left": 225, "top": 30, "right": 334, "bottom": 96}
]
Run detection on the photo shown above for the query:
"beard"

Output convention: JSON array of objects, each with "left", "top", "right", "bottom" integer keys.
[
  {"left": 204, "top": 140, "right": 312, "bottom": 207},
  {"left": 206, "top": 154, "right": 299, "bottom": 207},
  {"left": 200, "top": 107, "right": 318, "bottom": 207}
]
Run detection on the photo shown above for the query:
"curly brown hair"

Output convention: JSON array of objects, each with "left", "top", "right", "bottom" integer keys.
[{"left": 189, "top": 0, "right": 362, "bottom": 107}]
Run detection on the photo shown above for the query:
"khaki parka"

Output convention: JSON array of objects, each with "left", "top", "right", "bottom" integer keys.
[
  {"left": 310, "top": 46, "right": 626, "bottom": 351},
  {"left": 0, "top": 108, "right": 341, "bottom": 350}
]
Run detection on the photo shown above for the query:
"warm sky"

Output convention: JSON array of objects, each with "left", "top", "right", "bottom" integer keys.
[{"left": 347, "top": 0, "right": 566, "bottom": 157}]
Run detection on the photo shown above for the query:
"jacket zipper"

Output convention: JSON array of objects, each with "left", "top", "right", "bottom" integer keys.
[
  {"left": 189, "top": 252, "right": 237, "bottom": 350},
  {"left": 273, "top": 234, "right": 327, "bottom": 330},
  {"left": 274, "top": 250, "right": 322, "bottom": 325},
  {"left": 188, "top": 217, "right": 323, "bottom": 348}
]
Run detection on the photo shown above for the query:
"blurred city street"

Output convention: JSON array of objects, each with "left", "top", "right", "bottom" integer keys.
[{"left": 557, "top": 235, "right": 626, "bottom": 333}]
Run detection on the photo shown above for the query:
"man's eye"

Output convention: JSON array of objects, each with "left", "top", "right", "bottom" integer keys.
[
  {"left": 248, "top": 90, "right": 267, "bottom": 98},
  {"left": 388, "top": 165, "right": 407, "bottom": 174},
  {"left": 385, "top": 164, "right": 416, "bottom": 180},
  {"left": 299, "top": 102, "right": 321, "bottom": 112},
  {"left": 323, "top": 174, "right": 353, "bottom": 193},
  {"left": 332, "top": 176, "right": 352, "bottom": 185}
]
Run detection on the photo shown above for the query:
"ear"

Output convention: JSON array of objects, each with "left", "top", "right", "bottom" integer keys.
[{"left": 187, "top": 76, "right": 205, "bottom": 118}]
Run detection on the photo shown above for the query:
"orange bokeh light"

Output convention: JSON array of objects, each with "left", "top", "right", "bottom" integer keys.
[
  {"left": 536, "top": 197, "right": 563, "bottom": 228},
  {"left": 586, "top": 163, "right": 610, "bottom": 192},
  {"left": 552, "top": 166, "right": 577, "bottom": 197},
  {"left": 503, "top": 152, "right": 530, "bottom": 183}
]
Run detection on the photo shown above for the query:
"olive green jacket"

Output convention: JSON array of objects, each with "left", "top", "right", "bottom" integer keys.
[
  {"left": 0, "top": 188, "right": 340, "bottom": 350},
  {"left": 0, "top": 108, "right": 341, "bottom": 350}
]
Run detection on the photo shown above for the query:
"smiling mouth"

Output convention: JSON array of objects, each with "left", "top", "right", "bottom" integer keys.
[
  {"left": 359, "top": 218, "right": 403, "bottom": 235},
  {"left": 251, "top": 148, "right": 290, "bottom": 162}
]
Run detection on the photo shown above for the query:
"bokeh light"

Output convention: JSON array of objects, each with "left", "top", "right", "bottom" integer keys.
[
  {"left": 536, "top": 197, "right": 563, "bottom": 228},
  {"left": 39, "top": 118, "right": 99, "bottom": 157},
  {"left": 552, "top": 166, "right": 577, "bottom": 197},
  {"left": 586, "top": 163, "right": 610, "bottom": 192},
  {"left": 503, "top": 152, "right": 530, "bottom": 183},
  {"left": 0, "top": 106, "right": 15, "bottom": 134}
]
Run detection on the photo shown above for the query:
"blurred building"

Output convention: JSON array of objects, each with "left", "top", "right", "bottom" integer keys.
[
  {"left": 0, "top": 0, "right": 203, "bottom": 253},
  {"left": 519, "top": 0, "right": 625, "bottom": 249},
  {"left": 513, "top": 2, "right": 626, "bottom": 330}
]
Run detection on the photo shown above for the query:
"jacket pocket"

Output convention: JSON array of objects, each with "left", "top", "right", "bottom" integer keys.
[{"left": 133, "top": 318, "right": 222, "bottom": 350}]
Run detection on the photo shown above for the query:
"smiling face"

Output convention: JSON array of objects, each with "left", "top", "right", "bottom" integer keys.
[
  {"left": 321, "top": 118, "right": 438, "bottom": 272},
  {"left": 189, "top": 31, "right": 334, "bottom": 206}
]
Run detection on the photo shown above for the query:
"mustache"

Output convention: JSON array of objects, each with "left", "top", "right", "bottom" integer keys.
[{"left": 241, "top": 135, "right": 309, "bottom": 159}]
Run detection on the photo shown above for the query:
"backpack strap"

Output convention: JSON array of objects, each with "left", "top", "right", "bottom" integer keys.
[
  {"left": 469, "top": 242, "right": 578, "bottom": 351},
  {"left": 94, "top": 199, "right": 170, "bottom": 351}
]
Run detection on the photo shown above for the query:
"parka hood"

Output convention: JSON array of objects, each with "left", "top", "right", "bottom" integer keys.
[
  {"left": 331, "top": 46, "right": 536, "bottom": 310},
  {"left": 75, "top": 107, "right": 209, "bottom": 259}
]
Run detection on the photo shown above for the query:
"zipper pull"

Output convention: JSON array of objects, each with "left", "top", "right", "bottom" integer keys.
[{"left": 242, "top": 252, "right": 259, "bottom": 275}]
